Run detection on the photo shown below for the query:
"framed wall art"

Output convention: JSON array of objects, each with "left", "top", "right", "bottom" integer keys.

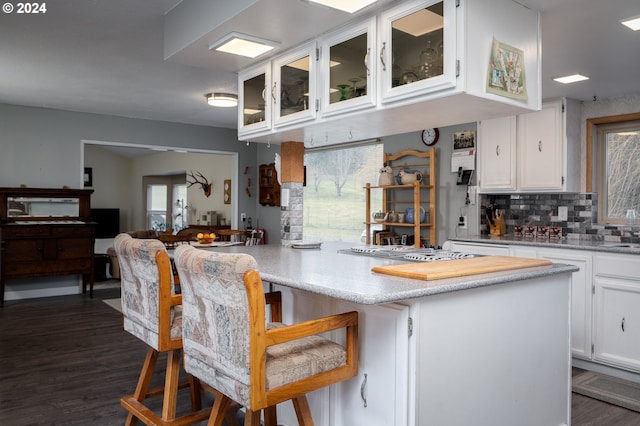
[{"left": 487, "top": 38, "right": 527, "bottom": 101}]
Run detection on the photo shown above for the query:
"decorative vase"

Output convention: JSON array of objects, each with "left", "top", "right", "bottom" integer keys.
[{"left": 405, "top": 207, "right": 426, "bottom": 224}]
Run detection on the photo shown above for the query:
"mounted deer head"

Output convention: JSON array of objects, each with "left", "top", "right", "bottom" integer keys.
[{"left": 187, "top": 170, "right": 212, "bottom": 197}]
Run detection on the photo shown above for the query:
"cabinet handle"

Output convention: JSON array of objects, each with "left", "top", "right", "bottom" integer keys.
[
  {"left": 271, "top": 82, "right": 277, "bottom": 104},
  {"left": 538, "top": 140, "right": 542, "bottom": 152},
  {"left": 380, "top": 42, "right": 386, "bottom": 71},
  {"left": 622, "top": 317, "right": 626, "bottom": 332},
  {"left": 360, "top": 373, "right": 368, "bottom": 408},
  {"left": 496, "top": 145, "right": 500, "bottom": 156},
  {"left": 364, "top": 47, "right": 371, "bottom": 76}
]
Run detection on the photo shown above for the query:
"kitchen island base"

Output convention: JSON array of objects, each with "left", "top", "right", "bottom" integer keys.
[{"left": 275, "top": 272, "right": 571, "bottom": 426}]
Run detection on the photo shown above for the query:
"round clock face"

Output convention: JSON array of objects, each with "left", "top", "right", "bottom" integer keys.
[{"left": 421, "top": 128, "right": 439, "bottom": 146}]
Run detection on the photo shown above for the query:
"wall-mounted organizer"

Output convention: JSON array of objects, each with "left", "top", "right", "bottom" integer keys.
[{"left": 259, "top": 163, "right": 281, "bottom": 206}]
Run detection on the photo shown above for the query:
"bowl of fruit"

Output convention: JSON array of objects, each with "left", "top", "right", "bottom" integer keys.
[{"left": 196, "top": 232, "right": 216, "bottom": 244}]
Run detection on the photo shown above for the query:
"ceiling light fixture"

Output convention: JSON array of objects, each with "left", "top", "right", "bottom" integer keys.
[
  {"left": 308, "top": 0, "right": 377, "bottom": 14},
  {"left": 206, "top": 93, "right": 238, "bottom": 107},
  {"left": 621, "top": 16, "right": 640, "bottom": 31},
  {"left": 209, "top": 32, "right": 278, "bottom": 58},
  {"left": 553, "top": 74, "right": 590, "bottom": 84}
]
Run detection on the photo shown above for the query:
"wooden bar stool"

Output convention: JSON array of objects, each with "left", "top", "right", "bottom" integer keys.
[
  {"left": 174, "top": 246, "right": 359, "bottom": 426},
  {"left": 114, "top": 234, "right": 213, "bottom": 425}
]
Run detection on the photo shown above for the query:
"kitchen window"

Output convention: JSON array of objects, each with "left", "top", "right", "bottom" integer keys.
[
  {"left": 303, "top": 141, "right": 383, "bottom": 242},
  {"left": 596, "top": 119, "right": 640, "bottom": 224}
]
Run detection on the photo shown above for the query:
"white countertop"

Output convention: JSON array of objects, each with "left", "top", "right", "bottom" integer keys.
[
  {"left": 450, "top": 235, "right": 640, "bottom": 255},
  {"left": 191, "top": 242, "right": 578, "bottom": 305}
]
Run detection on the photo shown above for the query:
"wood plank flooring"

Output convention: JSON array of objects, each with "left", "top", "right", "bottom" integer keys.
[{"left": 2, "top": 287, "right": 640, "bottom": 425}]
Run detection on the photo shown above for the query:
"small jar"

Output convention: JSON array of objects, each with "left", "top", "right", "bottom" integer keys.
[{"left": 626, "top": 209, "right": 637, "bottom": 225}]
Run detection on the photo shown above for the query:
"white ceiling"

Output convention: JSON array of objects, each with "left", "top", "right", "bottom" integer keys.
[{"left": 1, "top": 0, "right": 639, "bottom": 132}]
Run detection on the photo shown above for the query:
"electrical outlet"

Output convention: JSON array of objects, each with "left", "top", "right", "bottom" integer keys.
[
  {"left": 558, "top": 206, "right": 568, "bottom": 221},
  {"left": 458, "top": 215, "right": 467, "bottom": 229},
  {"left": 241, "top": 213, "right": 246, "bottom": 221}
]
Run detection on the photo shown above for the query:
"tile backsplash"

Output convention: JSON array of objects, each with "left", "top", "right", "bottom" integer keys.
[{"left": 480, "top": 193, "right": 640, "bottom": 244}]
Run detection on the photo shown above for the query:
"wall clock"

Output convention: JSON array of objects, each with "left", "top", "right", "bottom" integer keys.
[{"left": 421, "top": 128, "right": 440, "bottom": 146}]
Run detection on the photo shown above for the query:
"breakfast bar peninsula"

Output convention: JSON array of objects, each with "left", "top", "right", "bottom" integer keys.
[{"left": 200, "top": 242, "right": 577, "bottom": 426}]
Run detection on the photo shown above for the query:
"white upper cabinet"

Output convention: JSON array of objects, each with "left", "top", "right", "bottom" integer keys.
[
  {"left": 517, "top": 100, "right": 564, "bottom": 191},
  {"left": 319, "top": 17, "right": 377, "bottom": 117},
  {"left": 478, "top": 98, "right": 581, "bottom": 193},
  {"left": 238, "top": 62, "right": 272, "bottom": 137},
  {"left": 477, "top": 115, "right": 517, "bottom": 191},
  {"left": 378, "top": 0, "right": 457, "bottom": 104},
  {"left": 238, "top": 0, "right": 541, "bottom": 146},
  {"left": 239, "top": 43, "right": 317, "bottom": 139},
  {"left": 272, "top": 42, "right": 318, "bottom": 128}
]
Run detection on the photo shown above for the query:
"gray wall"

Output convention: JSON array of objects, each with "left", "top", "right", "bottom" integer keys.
[
  {"left": 0, "top": 103, "right": 257, "bottom": 224},
  {"left": 0, "top": 103, "right": 257, "bottom": 300}
]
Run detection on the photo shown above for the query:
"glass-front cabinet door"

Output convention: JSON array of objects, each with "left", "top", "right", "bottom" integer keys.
[
  {"left": 320, "top": 17, "right": 376, "bottom": 117},
  {"left": 272, "top": 42, "right": 317, "bottom": 128},
  {"left": 379, "top": 0, "right": 457, "bottom": 103},
  {"left": 238, "top": 62, "right": 272, "bottom": 137}
]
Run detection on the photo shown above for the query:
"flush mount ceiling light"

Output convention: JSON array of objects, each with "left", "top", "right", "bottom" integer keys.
[
  {"left": 206, "top": 93, "right": 238, "bottom": 107},
  {"left": 553, "top": 74, "right": 590, "bottom": 84},
  {"left": 308, "top": 0, "right": 377, "bottom": 14},
  {"left": 209, "top": 32, "right": 279, "bottom": 58},
  {"left": 621, "top": 16, "right": 640, "bottom": 31}
]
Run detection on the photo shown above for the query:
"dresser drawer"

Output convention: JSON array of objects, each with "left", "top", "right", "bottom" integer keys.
[
  {"left": 51, "top": 225, "right": 94, "bottom": 238},
  {"left": 595, "top": 253, "right": 640, "bottom": 280},
  {"left": 2, "top": 225, "right": 51, "bottom": 238}
]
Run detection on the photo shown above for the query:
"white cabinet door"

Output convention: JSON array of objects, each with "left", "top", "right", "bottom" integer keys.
[
  {"left": 517, "top": 100, "right": 564, "bottom": 191},
  {"left": 331, "top": 302, "right": 409, "bottom": 426},
  {"left": 477, "top": 115, "right": 517, "bottom": 192},
  {"left": 238, "top": 62, "right": 272, "bottom": 138},
  {"left": 538, "top": 249, "right": 593, "bottom": 360},
  {"left": 378, "top": 0, "right": 457, "bottom": 104},
  {"left": 319, "top": 17, "right": 377, "bottom": 117},
  {"left": 593, "top": 277, "right": 640, "bottom": 372},
  {"left": 272, "top": 42, "right": 318, "bottom": 128}
]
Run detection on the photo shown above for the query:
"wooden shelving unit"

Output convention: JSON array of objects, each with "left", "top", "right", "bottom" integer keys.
[{"left": 364, "top": 148, "right": 436, "bottom": 248}]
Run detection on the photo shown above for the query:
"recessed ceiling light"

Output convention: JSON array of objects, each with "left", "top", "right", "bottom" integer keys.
[
  {"left": 209, "top": 32, "right": 278, "bottom": 58},
  {"left": 308, "top": 0, "right": 377, "bottom": 14},
  {"left": 621, "top": 16, "right": 640, "bottom": 31},
  {"left": 553, "top": 74, "right": 590, "bottom": 84},
  {"left": 206, "top": 93, "right": 238, "bottom": 108}
]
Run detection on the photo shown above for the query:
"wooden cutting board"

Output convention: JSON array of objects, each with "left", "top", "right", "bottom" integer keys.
[{"left": 371, "top": 256, "right": 552, "bottom": 280}]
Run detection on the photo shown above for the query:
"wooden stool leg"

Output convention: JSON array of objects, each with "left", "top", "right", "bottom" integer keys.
[
  {"left": 206, "top": 393, "right": 232, "bottom": 426},
  {"left": 292, "top": 395, "right": 314, "bottom": 426},
  {"left": 125, "top": 348, "right": 158, "bottom": 426},
  {"left": 161, "top": 349, "right": 181, "bottom": 421},
  {"left": 243, "top": 409, "right": 261, "bottom": 426},
  {"left": 263, "top": 406, "right": 278, "bottom": 426},
  {"left": 189, "top": 375, "right": 202, "bottom": 411}
]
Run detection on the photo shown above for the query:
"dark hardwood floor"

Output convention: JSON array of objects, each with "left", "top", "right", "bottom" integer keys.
[{"left": 2, "top": 286, "right": 640, "bottom": 425}]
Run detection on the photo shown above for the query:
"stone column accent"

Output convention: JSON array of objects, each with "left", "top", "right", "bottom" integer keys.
[{"left": 279, "top": 142, "right": 305, "bottom": 244}]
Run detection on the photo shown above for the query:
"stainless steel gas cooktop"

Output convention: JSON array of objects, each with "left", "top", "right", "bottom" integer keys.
[{"left": 342, "top": 246, "right": 477, "bottom": 262}]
